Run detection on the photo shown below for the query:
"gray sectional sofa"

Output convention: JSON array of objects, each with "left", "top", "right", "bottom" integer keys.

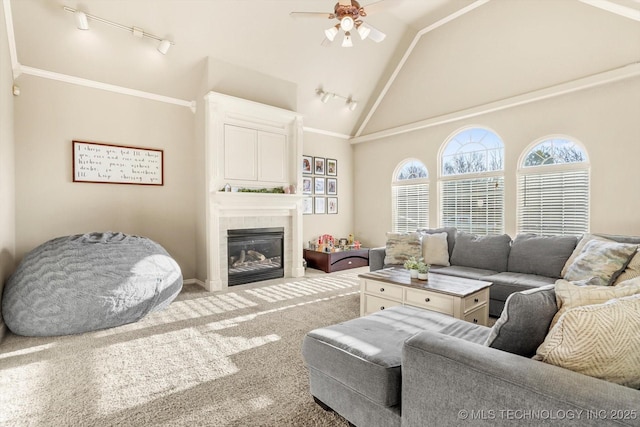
[
  {"left": 370, "top": 228, "right": 582, "bottom": 317},
  {"left": 302, "top": 230, "right": 640, "bottom": 427}
]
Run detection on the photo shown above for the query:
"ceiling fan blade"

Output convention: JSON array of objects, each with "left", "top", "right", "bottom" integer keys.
[
  {"left": 289, "top": 11, "right": 332, "bottom": 18},
  {"left": 362, "top": 22, "right": 386, "bottom": 42}
]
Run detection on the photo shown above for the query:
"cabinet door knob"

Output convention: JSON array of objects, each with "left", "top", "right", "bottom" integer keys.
[
  {"left": 474, "top": 298, "right": 479, "bottom": 303},
  {"left": 380, "top": 287, "right": 385, "bottom": 292},
  {"left": 425, "top": 297, "right": 430, "bottom": 302},
  {"left": 380, "top": 306, "right": 385, "bottom": 310},
  {"left": 473, "top": 318, "right": 478, "bottom": 324}
]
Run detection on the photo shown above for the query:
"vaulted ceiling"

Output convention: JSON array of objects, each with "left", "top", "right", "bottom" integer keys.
[{"left": 6, "top": 0, "right": 640, "bottom": 137}]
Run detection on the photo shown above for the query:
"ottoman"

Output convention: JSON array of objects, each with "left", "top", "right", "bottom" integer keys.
[{"left": 302, "top": 305, "right": 490, "bottom": 427}]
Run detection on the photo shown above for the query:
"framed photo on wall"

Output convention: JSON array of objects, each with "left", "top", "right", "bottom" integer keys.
[
  {"left": 327, "top": 197, "right": 338, "bottom": 214},
  {"left": 314, "top": 177, "right": 325, "bottom": 194},
  {"left": 314, "top": 157, "right": 325, "bottom": 175},
  {"left": 314, "top": 197, "right": 326, "bottom": 214},
  {"left": 327, "top": 178, "right": 337, "bottom": 195},
  {"left": 302, "top": 177, "right": 312, "bottom": 194},
  {"left": 302, "top": 155, "right": 313, "bottom": 175},
  {"left": 326, "top": 158, "right": 337, "bottom": 176},
  {"left": 303, "top": 197, "right": 313, "bottom": 215}
]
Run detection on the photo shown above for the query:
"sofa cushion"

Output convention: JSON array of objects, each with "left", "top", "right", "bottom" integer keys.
[
  {"left": 383, "top": 232, "right": 422, "bottom": 266},
  {"left": 431, "top": 265, "right": 497, "bottom": 281},
  {"left": 421, "top": 232, "right": 450, "bottom": 266},
  {"left": 507, "top": 234, "right": 577, "bottom": 278},
  {"left": 450, "top": 231, "right": 511, "bottom": 272},
  {"left": 485, "top": 285, "right": 557, "bottom": 357},
  {"left": 301, "top": 305, "right": 488, "bottom": 407},
  {"left": 482, "top": 272, "right": 556, "bottom": 302},
  {"left": 416, "top": 227, "right": 457, "bottom": 258},
  {"left": 535, "top": 293, "right": 640, "bottom": 389},
  {"left": 564, "top": 239, "right": 637, "bottom": 286},
  {"left": 550, "top": 277, "right": 640, "bottom": 329}
]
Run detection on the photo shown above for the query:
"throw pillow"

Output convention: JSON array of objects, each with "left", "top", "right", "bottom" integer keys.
[
  {"left": 561, "top": 234, "right": 610, "bottom": 277},
  {"left": 383, "top": 232, "right": 422, "bottom": 266},
  {"left": 421, "top": 232, "right": 450, "bottom": 266},
  {"left": 450, "top": 231, "right": 512, "bottom": 272},
  {"left": 534, "top": 293, "right": 640, "bottom": 389},
  {"left": 416, "top": 227, "right": 457, "bottom": 258},
  {"left": 614, "top": 249, "right": 640, "bottom": 285},
  {"left": 507, "top": 234, "right": 577, "bottom": 278},
  {"left": 485, "top": 284, "right": 557, "bottom": 357},
  {"left": 563, "top": 239, "right": 637, "bottom": 286},
  {"left": 550, "top": 278, "right": 640, "bottom": 329}
]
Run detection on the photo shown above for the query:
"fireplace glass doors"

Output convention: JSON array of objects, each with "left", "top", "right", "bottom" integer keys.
[{"left": 227, "top": 228, "right": 284, "bottom": 286}]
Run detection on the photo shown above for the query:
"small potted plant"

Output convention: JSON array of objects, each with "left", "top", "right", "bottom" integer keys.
[
  {"left": 403, "top": 256, "right": 421, "bottom": 278},
  {"left": 417, "top": 261, "right": 430, "bottom": 281}
]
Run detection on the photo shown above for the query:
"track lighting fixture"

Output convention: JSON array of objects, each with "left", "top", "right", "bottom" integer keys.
[
  {"left": 63, "top": 6, "right": 174, "bottom": 55},
  {"left": 316, "top": 89, "right": 358, "bottom": 111}
]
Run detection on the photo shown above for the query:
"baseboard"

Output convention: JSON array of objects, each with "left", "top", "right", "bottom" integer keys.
[{"left": 183, "top": 278, "right": 206, "bottom": 289}]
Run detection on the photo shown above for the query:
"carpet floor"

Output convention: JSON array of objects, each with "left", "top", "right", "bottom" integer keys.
[{"left": 0, "top": 270, "right": 364, "bottom": 426}]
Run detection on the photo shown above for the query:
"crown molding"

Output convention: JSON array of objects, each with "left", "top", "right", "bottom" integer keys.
[
  {"left": 19, "top": 66, "right": 196, "bottom": 112},
  {"left": 350, "top": 62, "right": 640, "bottom": 145},
  {"left": 303, "top": 127, "right": 352, "bottom": 140},
  {"left": 578, "top": 0, "right": 640, "bottom": 21}
]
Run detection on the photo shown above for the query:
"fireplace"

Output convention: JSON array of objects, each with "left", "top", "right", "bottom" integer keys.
[{"left": 227, "top": 227, "right": 284, "bottom": 286}]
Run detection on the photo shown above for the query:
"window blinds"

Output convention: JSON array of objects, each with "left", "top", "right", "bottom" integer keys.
[
  {"left": 517, "top": 169, "right": 589, "bottom": 236},
  {"left": 440, "top": 177, "right": 504, "bottom": 235},
  {"left": 392, "top": 183, "right": 429, "bottom": 233}
]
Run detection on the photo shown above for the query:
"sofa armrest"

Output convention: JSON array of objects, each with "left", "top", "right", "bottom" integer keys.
[
  {"left": 402, "top": 331, "right": 640, "bottom": 426},
  {"left": 369, "top": 247, "right": 386, "bottom": 271}
]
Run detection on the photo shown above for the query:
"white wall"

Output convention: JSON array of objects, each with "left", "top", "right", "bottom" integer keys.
[
  {"left": 353, "top": 76, "right": 640, "bottom": 248},
  {"left": 302, "top": 132, "right": 354, "bottom": 246},
  {"left": 0, "top": 2, "right": 16, "bottom": 341},
  {"left": 13, "top": 75, "right": 197, "bottom": 278}
]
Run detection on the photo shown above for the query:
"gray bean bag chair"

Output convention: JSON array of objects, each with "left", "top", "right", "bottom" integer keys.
[{"left": 2, "top": 232, "right": 183, "bottom": 336}]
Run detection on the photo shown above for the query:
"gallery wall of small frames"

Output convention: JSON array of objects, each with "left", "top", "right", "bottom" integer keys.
[{"left": 302, "top": 155, "right": 338, "bottom": 215}]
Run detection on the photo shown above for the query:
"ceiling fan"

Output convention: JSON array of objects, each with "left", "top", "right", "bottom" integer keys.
[{"left": 290, "top": 0, "right": 387, "bottom": 47}]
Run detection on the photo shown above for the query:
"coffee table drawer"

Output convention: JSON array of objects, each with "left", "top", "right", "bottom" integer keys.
[
  {"left": 464, "top": 289, "right": 488, "bottom": 312},
  {"left": 363, "top": 295, "right": 403, "bottom": 315},
  {"left": 464, "top": 304, "right": 489, "bottom": 326},
  {"left": 405, "top": 288, "right": 454, "bottom": 315},
  {"left": 363, "top": 280, "right": 403, "bottom": 300}
]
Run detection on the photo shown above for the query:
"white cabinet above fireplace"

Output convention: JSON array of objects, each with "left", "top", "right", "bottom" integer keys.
[{"left": 224, "top": 124, "right": 287, "bottom": 184}]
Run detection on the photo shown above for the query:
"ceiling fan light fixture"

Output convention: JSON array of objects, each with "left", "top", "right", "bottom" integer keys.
[
  {"left": 340, "top": 16, "right": 355, "bottom": 31},
  {"left": 324, "top": 25, "right": 339, "bottom": 42},
  {"left": 74, "top": 10, "right": 89, "bottom": 30},
  {"left": 342, "top": 32, "right": 353, "bottom": 48},
  {"left": 357, "top": 24, "right": 370, "bottom": 40}
]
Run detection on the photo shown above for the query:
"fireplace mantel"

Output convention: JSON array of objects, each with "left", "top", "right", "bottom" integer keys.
[{"left": 204, "top": 92, "right": 304, "bottom": 291}]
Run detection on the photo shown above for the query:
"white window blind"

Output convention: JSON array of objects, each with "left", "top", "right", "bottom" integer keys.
[
  {"left": 392, "top": 183, "right": 429, "bottom": 233},
  {"left": 517, "top": 169, "right": 589, "bottom": 236},
  {"left": 440, "top": 176, "right": 504, "bottom": 235}
]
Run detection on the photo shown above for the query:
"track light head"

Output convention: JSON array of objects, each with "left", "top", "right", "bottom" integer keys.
[
  {"left": 320, "top": 91, "right": 333, "bottom": 103},
  {"left": 348, "top": 99, "right": 358, "bottom": 111},
  {"left": 74, "top": 10, "right": 89, "bottom": 30},
  {"left": 158, "top": 39, "right": 171, "bottom": 55}
]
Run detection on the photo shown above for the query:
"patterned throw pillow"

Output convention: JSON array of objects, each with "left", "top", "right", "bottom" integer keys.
[
  {"left": 561, "top": 234, "right": 609, "bottom": 277},
  {"left": 421, "top": 232, "right": 450, "bottom": 266},
  {"left": 550, "top": 278, "right": 640, "bottom": 329},
  {"left": 614, "top": 249, "right": 640, "bottom": 284},
  {"left": 383, "top": 232, "right": 422, "bottom": 265},
  {"left": 535, "top": 293, "right": 640, "bottom": 389},
  {"left": 563, "top": 239, "right": 637, "bottom": 286}
]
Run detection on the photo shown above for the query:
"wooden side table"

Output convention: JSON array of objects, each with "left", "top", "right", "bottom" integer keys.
[{"left": 303, "top": 248, "right": 369, "bottom": 273}]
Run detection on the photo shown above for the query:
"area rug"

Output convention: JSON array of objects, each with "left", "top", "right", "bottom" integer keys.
[{"left": 0, "top": 272, "right": 361, "bottom": 426}]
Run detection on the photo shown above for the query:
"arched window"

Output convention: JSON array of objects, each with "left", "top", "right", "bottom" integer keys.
[
  {"left": 392, "top": 159, "right": 429, "bottom": 233},
  {"left": 439, "top": 127, "right": 505, "bottom": 235},
  {"left": 517, "top": 136, "right": 589, "bottom": 236}
]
